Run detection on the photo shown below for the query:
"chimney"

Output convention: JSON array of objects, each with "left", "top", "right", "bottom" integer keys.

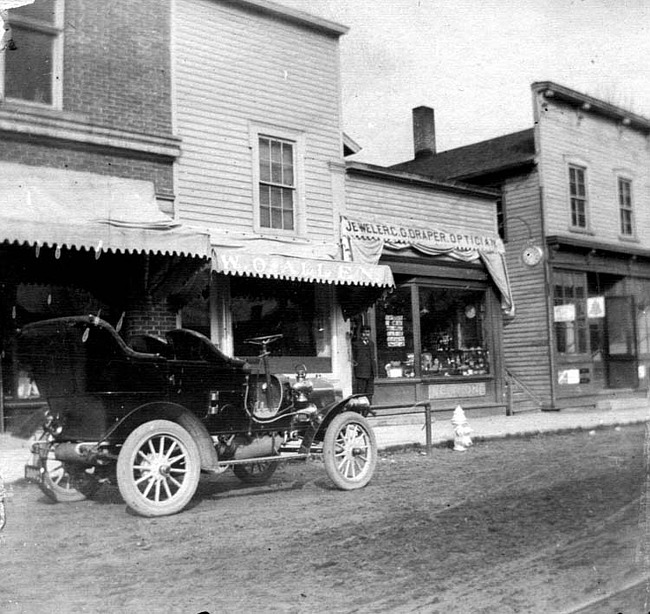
[{"left": 412, "top": 106, "right": 436, "bottom": 158}]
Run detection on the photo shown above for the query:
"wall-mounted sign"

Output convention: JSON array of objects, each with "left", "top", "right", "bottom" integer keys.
[
  {"left": 587, "top": 296, "right": 605, "bottom": 319},
  {"left": 558, "top": 369, "right": 580, "bottom": 385},
  {"left": 554, "top": 304, "right": 576, "bottom": 322},
  {"left": 428, "top": 382, "right": 486, "bottom": 398}
]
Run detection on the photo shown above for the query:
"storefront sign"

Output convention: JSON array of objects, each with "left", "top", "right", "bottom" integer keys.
[
  {"left": 342, "top": 216, "right": 504, "bottom": 254},
  {"left": 554, "top": 304, "right": 576, "bottom": 322},
  {"left": 558, "top": 369, "right": 580, "bottom": 385},
  {"left": 214, "top": 252, "right": 393, "bottom": 287},
  {"left": 428, "top": 382, "right": 486, "bottom": 398}
]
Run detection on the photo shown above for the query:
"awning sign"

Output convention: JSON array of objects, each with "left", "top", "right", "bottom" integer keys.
[
  {"left": 213, "top": 251, "right": 394, "bottom": 288},
  {"left": 341, "top": 216, "right": 504, "bottom": 254}
]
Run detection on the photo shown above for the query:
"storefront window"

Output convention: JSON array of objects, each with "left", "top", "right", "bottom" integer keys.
[
  {"left": 418, "top": 287, "right": 489, "bottom": 377},
  {"left": 554, "top": 271, "right": 588, "bottom": 355},
  {"left": 375, "top": 286, "right": 414, "bottom": 378},
  {"left": 231, "top": 278, "right": 331, "bottom": 371},
  {"left": 375, "top": 283, "right": 491, "bottom": 379}
]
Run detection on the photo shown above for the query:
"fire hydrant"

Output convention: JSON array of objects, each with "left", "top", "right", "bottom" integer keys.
[{"left": 451, "top": 405, "right": 473, "bottom": 452}]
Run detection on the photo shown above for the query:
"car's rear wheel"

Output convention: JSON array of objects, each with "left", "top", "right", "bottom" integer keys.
[
  {"left": 30, "top": 434, "right": 100, "bottom": 503},
  {"left": 233, "top": 461, "right": 279, "bottom": 484},
  {"left": 323, "top": 412, "right": 377, "bottom": 490},
  {"left": 117, "top": 420, "right": 201, "bottom": 517}
]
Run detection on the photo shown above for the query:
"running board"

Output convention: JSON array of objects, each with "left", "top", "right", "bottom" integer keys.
[{"left": 201, "top": 452, "right": 312, "bottom": 474}]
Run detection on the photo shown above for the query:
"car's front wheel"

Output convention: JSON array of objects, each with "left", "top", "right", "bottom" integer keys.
[
  {"left": 116, "top": 420, "right": 201, "bottom": 517},
  {"left": 323, "top": 412, "right": 377, "bottom": 490}
]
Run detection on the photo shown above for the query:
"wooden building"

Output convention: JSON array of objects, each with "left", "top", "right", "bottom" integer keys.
[
  {"left": 392, "top": 82, "right": 650, "bottom": 411},
  {"left": 344, "top": 162, "right": 513, "bottom": 415},
  {"left": 171, "top": 0, "right": 393, "bottom": 392}
]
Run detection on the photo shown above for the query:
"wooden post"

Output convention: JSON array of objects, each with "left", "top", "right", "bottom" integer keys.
[
  {"left": 0, "top": 360, "right": 4, "bottom": 433},
  {"left": 506, "top": 373, "right": 514, "bottom": 416},
  {"left": 424, "top": 402, "right": 432, "bottom": 455}
]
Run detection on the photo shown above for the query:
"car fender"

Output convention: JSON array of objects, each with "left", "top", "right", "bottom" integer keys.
[
  {"left": 299, "top": 394, "right": 372, "bottom": 453},
  {"left": 102, "top": 402, "right": 220, "bottom": 472}
]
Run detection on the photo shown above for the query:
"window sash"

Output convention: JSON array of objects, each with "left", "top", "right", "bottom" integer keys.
[
  {"left": 258, "top": 136, "right": 296, "bottom": 231},
  {"left": 554, "top": 270, "right": 589, "bottom": 355},
  {"left": 569, "top": 166, "right": 587, "bottom": 229},
  {"left": 2, "top": 0, "right": 63, "bottom": 107},
  {"left": 618, "top": 178, "right": 633, "bottom": 236}
]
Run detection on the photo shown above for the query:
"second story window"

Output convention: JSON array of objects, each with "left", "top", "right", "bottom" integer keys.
[
  {"left": 569, "top": 165, "right": 588, "bottom": 229},
  {"left": 259, "top": 136, "right": 295, "bottom": 231},
  {"left": 1, "top": 0, "right": 63, "bottom": 107},
  {"left": 618, "top": 177, "right": 634, "bottom": 236}
]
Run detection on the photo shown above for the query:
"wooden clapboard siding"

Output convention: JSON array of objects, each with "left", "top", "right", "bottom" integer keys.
[
  {"left": 501, "top": 171, "right": 553, "bottom": 406},
  {"left": 538, "top": 100, "right": 650, "bottom": 246},
  {"left": 345, "top": 174, "right": 498, "bottom": 232},
  {"left": 172, "top": 0, "right": 344, "bottom": 240}
]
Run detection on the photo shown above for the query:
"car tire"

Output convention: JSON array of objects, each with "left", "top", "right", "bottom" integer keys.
[
  {"left": 117, "top": 420, "right": 201, "bottom": 517},
  {"left": 31, "top": 433, "right": 100, "bottom": 503},
  {"left": 323, "top": 412, "right": 377, "bottom": 490},
  {"left": 233, "top": 461, "right": 279, "bottom": 484}
]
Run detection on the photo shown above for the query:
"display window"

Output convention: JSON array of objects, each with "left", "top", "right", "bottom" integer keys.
[
  {"left": 374, "top": 282, "right": 490, "bottom": 379},
  {"left": 418, "top": 287, "right": 490, "bottom": 377},
  {"left": 230, "top": 277, "right": 332, "bottom": 372}
]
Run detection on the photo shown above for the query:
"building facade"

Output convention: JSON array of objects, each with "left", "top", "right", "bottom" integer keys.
[
  {"left": 0, "top": 0, "right": 209, "bottom": 431},
  {"left": 392, "top": 82, "right": 650, "bottom": 411},
  {"left": 170, "top": 0, "right": 392, "bottom": 393},
  {"left": 344, "top": 162, "right": 512, "bottom": 414}
]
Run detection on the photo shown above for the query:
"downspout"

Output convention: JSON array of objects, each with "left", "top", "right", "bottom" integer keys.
[{"left": 539, "top": 184, "right": 557, "bottom": 410}]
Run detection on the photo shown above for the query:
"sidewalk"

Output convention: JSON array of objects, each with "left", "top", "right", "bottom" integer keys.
[
  {"left": 1, "top": 404, "right": 648, "bottom": 484},
  {"left": 370, "top": 403, "right": 649, "bottom": 451}
]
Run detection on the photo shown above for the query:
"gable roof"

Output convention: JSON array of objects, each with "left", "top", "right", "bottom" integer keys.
[{"left": 390, "top": 128, "right": 535, "bottom": 181}]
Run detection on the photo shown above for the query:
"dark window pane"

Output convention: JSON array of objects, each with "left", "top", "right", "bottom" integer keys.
[
  {"left": 282, "top": 143, "right": 294, "bottom": 186},
  {"left": 271, "top": 141, "right": 283, "bottom": 183},
  {"left": 231, "top": 279, "right": 326, "bottom": 358},
  {"left": 5, "top": 25, "right": 53, "bottom": 104},
  {"left": 259, "top": 138, "right": 271, "bottom": 182},
  {"left": 271, "top": 207, "right": 282, "bottom": 229},
  {"left": 283, "top": 209, "right": 294, "bottom": 230}
]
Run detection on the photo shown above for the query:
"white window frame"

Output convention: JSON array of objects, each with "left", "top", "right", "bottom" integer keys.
[
  {"left": 250, "top": 122, "right": 305, "bottom": 237},
  {"left": 568, "top": 163, "right": 589, "bottom": 231},
  {"left": 0, "top": 0, "right": 64, "bottom": 109},
  {"left": 617, "top": 175, "right": 635, "bottom": 238}
]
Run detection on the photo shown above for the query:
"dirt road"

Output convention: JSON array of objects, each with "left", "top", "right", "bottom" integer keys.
[{"left": 1, "top": 424, "right": 648, "bottom": 613}]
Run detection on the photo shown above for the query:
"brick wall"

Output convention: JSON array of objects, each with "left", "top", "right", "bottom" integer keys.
[
  {"left": 64, "top": 0, "right": 173, "bottom": 137},
  {"left": 123, "top": 294, "right": 177, "bottom": 342},
  {"left": 0, "top": 140, "right": 174, "bottom": 195}
]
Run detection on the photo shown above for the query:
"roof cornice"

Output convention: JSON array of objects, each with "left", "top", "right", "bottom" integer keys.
[
  {"left": 533, "top": 81, "right": 650, "bottom": 134},
  {"left": 216, "top": 0, "right": 349, "bottom": 37},
  {"left": 345, "top": 161, "right": 499, "bottom": 200}
]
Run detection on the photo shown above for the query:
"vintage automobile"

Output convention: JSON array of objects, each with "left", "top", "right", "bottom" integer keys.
[{"left": 20, "top": 315, "right": 377, "bottom": 517}]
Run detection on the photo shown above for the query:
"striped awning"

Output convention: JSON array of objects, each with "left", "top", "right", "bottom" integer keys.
[{"left": 0, "top": 163, "right": 210, "bottom": 258}]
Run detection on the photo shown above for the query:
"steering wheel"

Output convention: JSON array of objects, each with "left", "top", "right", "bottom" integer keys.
[{"left": 244, "top": 334, "right": 283, "bottom": 347}]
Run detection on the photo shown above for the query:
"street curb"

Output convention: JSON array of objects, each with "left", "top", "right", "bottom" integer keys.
[{"left": 377, "top": 419, "right": 648, "bottom": 455}]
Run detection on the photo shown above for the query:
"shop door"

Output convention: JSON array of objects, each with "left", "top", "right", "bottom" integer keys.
[{"left": 604, "top": 296, "right": 638, "bottom": 389}]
